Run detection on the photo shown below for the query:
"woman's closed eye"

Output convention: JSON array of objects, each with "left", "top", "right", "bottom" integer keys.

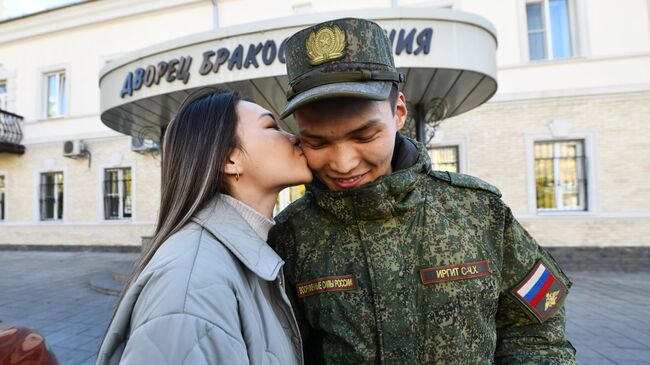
[{"left": 263, "top": 116, "right": 280, "bottom": 130}]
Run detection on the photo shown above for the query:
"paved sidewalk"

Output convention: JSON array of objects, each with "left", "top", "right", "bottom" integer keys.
[
  {"left": 564, "top": 271, "right": 650, "bottom": 364},
  {"left": 0, "top": 251, "right": 137, "bottom": 365},
  {"left": 1, "top": 251, "right": 649, "bottom": 364}
]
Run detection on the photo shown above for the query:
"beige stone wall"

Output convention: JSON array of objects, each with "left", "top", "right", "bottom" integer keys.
[
  {"left": 433, "top": 91, "right": 650, "bottom": 247},
  {"left": 520, "top": 218, "right": 650, "bottom": 247},
  {"left": 0, "top": 135, "right": 160, "bottom": 245},
  {"left": 0, "top": 224, "right": 155, "bottom": 246}
]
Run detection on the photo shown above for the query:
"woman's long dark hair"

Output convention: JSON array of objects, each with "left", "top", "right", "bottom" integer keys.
[
  {"left": 98, "top": 88, "right": 242, "bottom": 354},
  {"left": 105, "top": 88, "right": 241, "bottom": 336},
  {"left": 128, "top": 87, "right": 241, "bottom": 287}
]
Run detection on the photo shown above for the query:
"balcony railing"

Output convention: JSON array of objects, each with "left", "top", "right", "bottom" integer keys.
[{"left": 0, "top": 109, "right": 25, "bottom": 154}]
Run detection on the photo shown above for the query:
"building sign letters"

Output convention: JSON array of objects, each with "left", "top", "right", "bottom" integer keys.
[{"left": 120, "top": 27, "right": 433, "bottom": 98}]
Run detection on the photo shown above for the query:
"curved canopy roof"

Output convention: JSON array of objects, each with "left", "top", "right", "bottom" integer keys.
[{"left": 99, "top": 7, "right": 498, "bottom": 140}]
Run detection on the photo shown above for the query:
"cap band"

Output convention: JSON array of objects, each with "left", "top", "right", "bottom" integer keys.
[{"left": 287, "top": 69, "right": 404, "bottom": 99}]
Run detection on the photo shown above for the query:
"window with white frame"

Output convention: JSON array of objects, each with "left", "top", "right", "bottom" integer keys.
[
  {"left": 103, "top": 168, "right": 133, "bottom": 220},
  {"left": 428, "top": 145, "right": 460, "bottom": 173},
  {"left": 526, "top": 0, "right": 573, "bottom": 61},
  {"left": 39, "top": 172, "right": 64, "bottom": 220},
  {"left": 534, "top": 140, "right": 587, "bottom": 211},
  {"left": 0, "top": 81, "right": 7, "bottom": 110},
  {"left": 44, "top": 70, "right": 67, "bottom": 118},
  {"left": 0, "top": 175, "right": 5, "bottom": 220}
]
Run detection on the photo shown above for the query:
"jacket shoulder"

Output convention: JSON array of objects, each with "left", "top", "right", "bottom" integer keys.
[
  {"left": 134, "top": 224, "right": 241, "bottom": 322},
  {"left": 428, "top": 170, "right": 502, "bottom": 198},
  {"left": 101, "top": 224, "right": 246, "bottom": 364}
]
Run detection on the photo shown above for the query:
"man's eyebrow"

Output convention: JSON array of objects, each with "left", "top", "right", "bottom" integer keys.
[
  {"left": 299, "top": 120, "right": 381, "bottom": 139},
  {"left": 345, "top": 119, "right": 381, "bottom": 136},
  {"left": 299, "top": 129, "right": 325, "bottom": 139}
]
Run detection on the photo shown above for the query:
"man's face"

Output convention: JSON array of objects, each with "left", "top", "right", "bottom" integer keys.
[{"left": 295, "top": 92, "right": 407, "bottom": 191}]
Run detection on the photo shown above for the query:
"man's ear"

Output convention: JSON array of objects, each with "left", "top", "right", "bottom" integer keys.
[
  {"left": 395, "top": 92, "right": 408, "bottom": 131},
  {"left": 223, "top": 147, "right": 245, "bottom": 178}
]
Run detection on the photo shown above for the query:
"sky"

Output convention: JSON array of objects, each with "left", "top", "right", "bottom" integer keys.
[{"left": 2, "top": 0, "right": 85, "bottom": 20}]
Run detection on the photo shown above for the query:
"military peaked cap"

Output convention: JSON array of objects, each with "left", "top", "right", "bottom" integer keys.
[{"left": 281, "top": 17, "right": 404, "bottom": 119}]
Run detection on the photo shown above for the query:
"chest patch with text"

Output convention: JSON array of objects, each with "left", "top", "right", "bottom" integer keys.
[
  {"left": 420, "top": 261, "right": 491, "bottom": 285},
  {"left": 296, "top": 275, "right": 355, "bottom": 298}
]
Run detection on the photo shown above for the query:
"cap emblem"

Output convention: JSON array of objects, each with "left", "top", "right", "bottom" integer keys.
[{"left": 306, "top": 25, "right": 346, "bottom": 65}]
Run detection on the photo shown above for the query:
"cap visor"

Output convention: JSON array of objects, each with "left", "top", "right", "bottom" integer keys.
[{"left": 280, "top": 81, "right": 392, "bottom": 120}]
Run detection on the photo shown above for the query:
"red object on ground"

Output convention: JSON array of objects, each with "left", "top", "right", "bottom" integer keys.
[{"left": 0, "top": 324, "right": 59, "bottom": 365}]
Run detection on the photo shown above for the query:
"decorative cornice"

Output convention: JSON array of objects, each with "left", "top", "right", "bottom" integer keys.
[{"left": 0, "top": 0, "right": 205, "bottom": 44}]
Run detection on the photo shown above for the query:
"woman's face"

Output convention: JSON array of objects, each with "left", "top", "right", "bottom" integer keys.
[{"left": 235, "top": 101, "right": 312, "bottom": 190}]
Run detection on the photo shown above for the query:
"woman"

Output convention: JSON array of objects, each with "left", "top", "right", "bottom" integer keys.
[{"left": 96, "top": 88, "right": 311, "bottom": 365}]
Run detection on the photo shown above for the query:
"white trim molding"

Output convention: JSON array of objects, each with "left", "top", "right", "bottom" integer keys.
[
  {"left": 524, "top": 125, "right": 598, "bottom": 215},
  {"left": 573, "top": 0, "right": 590, "bottom": 58},
  {"left": 489, "top": 83, "right": 650, "bottom": 105},
  {"left": 516, "top": 211, "right": 650, "bottom": 220},
  {"left": 24, "top": 128, "right": 125, "bottom": 146},
  {"left": 0, "top": 0, "right": 206, "bottom": 44},
  {"left": 0, "top": 221, "right": 156, "bottom": 227}
]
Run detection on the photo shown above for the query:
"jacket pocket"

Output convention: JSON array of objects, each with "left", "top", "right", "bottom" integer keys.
[
  {"left": 297, "top": 273, "right": 377, "bottom": 363},
  {"left": 415, "top": 233, "right": 501, "bottom": 363}
]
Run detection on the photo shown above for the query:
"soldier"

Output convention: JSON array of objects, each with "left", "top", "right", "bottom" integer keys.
[{"left": 270, "top": 17, "right": 577, "bottom": 365}]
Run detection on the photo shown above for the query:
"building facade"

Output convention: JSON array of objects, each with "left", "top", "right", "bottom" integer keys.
[{"left": 0, "top": 0, "right": 649, "bottom": 247}]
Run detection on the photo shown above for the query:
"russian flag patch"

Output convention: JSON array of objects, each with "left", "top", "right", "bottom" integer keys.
[{"left": 512, "top": 259, "right": 568, "bottom": 322}]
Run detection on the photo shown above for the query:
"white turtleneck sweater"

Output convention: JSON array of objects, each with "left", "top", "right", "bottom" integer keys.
[{"left": 220, "top": 194, "right": 275, "bottom": 241}]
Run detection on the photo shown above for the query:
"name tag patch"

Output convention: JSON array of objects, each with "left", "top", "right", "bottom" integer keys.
[
  {"left": 512, "top": 259, "right": 568, "bottom": 322},
  {"left": 420, "top": 261, "right": 491, "bottom": 285},
  {"left": 297, "top": 275, "right": 355, "bottom": 298}
]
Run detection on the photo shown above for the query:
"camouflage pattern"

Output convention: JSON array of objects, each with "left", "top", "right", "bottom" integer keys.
[
  {"left": 281, "top": 18, "right": 403, "bottom": 119},
  {"left": 269, "top": 136, "right": 577, "bottom": 365}
]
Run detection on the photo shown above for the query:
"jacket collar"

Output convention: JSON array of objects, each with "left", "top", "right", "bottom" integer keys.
[
  {"left": 191, "top": 195, "right": 283, "bottom": 281},
  {"left": 309, "top": 134, "right": 431, "bottom": 223}
]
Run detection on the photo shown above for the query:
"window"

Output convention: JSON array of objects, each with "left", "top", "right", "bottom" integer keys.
[
  {"left": 104, "top": 168, "right": 132, "bottom": 220},
  {"left": 534, "top": 140, "right": 586, "bottom": 211},
  {"left": 39, "top": 172, "right": 64, "bottom": 220},
  {"left": 44, "top": 71, "right": 67, "bottom": 118},
  {"left": 526, "top": 0, "right": 573, "bottom": 61},
  {"left": 0, "top": 81, "right": 7, "bottom": 110},
  {"left": 0, "top": 175, "right": 5, "bottom": 220},
  {"left": 429, "top": 146, "right": 459, "bottom": 173}
]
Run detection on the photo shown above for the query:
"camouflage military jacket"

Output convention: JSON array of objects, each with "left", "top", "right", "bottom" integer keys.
[{"left": 270, "top": 135, "right": 577, "bottom": 365}]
